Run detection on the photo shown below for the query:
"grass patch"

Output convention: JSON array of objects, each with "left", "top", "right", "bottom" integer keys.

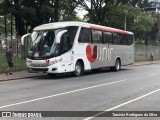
[{"left": 0, "top": 54, "right": 26, "bottom": 73}]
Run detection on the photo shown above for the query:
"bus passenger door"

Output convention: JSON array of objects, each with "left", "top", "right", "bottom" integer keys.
[{"left": 59, "top": 35, "right": 74, "bottom": 72}]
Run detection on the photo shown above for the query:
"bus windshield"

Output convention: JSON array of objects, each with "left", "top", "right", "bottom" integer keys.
[
  {"left": 27, "top": 26, "right": 78, "bottom": 60},
  {"left": 27, "top": 29, "right": 63, "bottom": 59}
]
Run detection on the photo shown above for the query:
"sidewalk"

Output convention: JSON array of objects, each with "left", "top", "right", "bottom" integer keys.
[
  {"left": 0, "top": 60, "right": 160, "bottom": 81},
  {"left": 0, "top": 71, "right": 47, "bottom": 81},
  {"left": 132, "top": 60, "right": 160, "bottom": 66}
]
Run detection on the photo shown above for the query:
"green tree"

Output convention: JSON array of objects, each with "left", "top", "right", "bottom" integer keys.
[
  {"left": 78, "top": 0, "right": 157, "bottom": 45},
  {"left": 0, "top": 0, "right": 158, "bottom": 46},
  {"left": 0, "top": 0, "right": 54, "bottom": 36},
  {"left": 0, "top": 16, "right": 4, "bottom": 36},
  {"left": 0, "top": 0, "right": 81, "bottom": 36},
  {"left": 60, "top": 0, "right": 80, "bottom": 21}
]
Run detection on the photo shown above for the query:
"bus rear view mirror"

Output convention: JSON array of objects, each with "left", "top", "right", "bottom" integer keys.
[
  {"left": 55, "top": 30, "right": 67, "bottom": 43},
  {"left": 21, "top": 33, "right": 31, "bottom": 45}
]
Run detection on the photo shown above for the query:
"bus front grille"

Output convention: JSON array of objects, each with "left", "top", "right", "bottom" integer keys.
[{"left": 31, "top": 68, "right": 49, "bottom": 72}]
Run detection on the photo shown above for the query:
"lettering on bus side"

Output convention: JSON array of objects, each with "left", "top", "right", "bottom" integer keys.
[{"left": 86, "top": 45, "right": 113, "bottom": 62}]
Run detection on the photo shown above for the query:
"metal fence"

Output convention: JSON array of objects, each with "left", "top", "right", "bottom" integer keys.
[
  {"left": 135, "top": 44, "right": 160, "bottom": 61},
  {"left": 0, "top": 37, "right": 27, "bottom": 73},
  {"left": 0, "top": 40, "right": 160, "bottom": 73}
]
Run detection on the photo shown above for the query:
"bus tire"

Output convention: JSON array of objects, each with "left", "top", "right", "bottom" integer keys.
[
  {"left": 73, "top": 61, "right": 84, "bottom": 77},
  {"left": 112, "top": 59, "right": 121, "bottom": 71}
]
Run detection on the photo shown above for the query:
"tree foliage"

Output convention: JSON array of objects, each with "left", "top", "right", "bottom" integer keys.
[
  {"left": 0, "top": 0, "right": 80, "bottom": 36},
  {"left": 0, "top": 0, "right": 159, "bottom": 45},
  {"left": 78, "top": 0, "right": 159, "bottom": 45}
]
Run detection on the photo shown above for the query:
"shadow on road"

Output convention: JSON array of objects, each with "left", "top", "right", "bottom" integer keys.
[{"left": 34, "top": 68, "right": 132, "bottom": 80}]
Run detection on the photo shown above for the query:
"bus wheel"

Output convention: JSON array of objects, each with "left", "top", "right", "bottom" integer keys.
[
  {"left": 73, "top": 61, "right": 84, "bottom": 77},
  {"left": 112, "top": 59, "right": 121, "bottom": 71}
]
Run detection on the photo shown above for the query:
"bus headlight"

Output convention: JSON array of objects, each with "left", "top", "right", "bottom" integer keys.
[
  {"left": 26, "top": 59, "right": 32, "bottom": 65},
  {"left": 49, "top": 58, "right": 62, "bottom": 65}
]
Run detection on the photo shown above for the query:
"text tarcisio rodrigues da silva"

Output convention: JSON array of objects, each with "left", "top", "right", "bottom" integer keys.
[{"left": 112, "top": 111, "right": 158, "bottom": 117}]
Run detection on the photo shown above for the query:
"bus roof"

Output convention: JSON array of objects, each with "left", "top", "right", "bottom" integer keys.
[{"left": 33, "top": 21, "right": 133, "bottom": 35}]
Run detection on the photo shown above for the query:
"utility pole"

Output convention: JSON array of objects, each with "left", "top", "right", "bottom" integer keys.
[
  {"left": 124, "top": 16, "right": 127, "bottom": 31},
  {"left": 124, "top": 9, "right": 134, "bottom": 31}
]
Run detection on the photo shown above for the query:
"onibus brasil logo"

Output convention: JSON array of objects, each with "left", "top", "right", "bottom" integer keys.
[{"left": 86, "top": 45, "right": 113, "bottom": 62}]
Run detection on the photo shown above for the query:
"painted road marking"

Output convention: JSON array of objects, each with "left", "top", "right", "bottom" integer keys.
[
  {"left": 148, "top": 73, "right": 157, "bottom": 76},
  {"left": 0, "top": 79, "right": 127, "bottom": 109},
  {"left": 83, "top": 88, "right": 160, "bottom": 120}
]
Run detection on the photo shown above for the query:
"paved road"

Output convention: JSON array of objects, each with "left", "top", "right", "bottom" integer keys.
[{"left": 0, "top": 64, "right": 160, "bottom": 120}]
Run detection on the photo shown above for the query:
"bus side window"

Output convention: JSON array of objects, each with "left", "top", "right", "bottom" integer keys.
[
  {"left": 64, "top": 35, "right": 71, "bottom": 51},
  {"left": 61, "top": 35, "right": 72, "bottom": 53},
  {"left": 103, "top": 32, "right": 112, "bottom": 44},
  {"left": 78, "top": 28, "right": 91, "bottom": 43},
  {"left": 92, "top": 30, "right": 102, "bottom": 43},
  {"left": 67, "top": 26, "right": 78, "bottom": 45},
  {"left": 121, "top": 34, "right": 128, "bottom": 45},
  {"left": 128, "top": 35, "right": 134, "bottom": 45},
  {"left": 121, "top": 34, "right": 133, "bottom": 45},
  {"left": 113, "top": 33, "right": 121, "bottom": 45}
]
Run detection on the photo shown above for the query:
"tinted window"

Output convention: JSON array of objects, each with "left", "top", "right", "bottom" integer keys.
[
  {"left": 60, "top": 34, "right": 72, "bottom": 53},
  {"left": 67, "top": 26, "right": 78, "bottom": 44},
  {"left": 113, "top": 33, "right": 121, "bottom": 45},
  {"left": 121, "top": 34, "right": 128, "bottom": 45},
  {"left": 92, "top": 30, "right": 102, "bottom": 43},
  {"left": 103, "top": 32, "right": 112, "bottom": 44},
  {"left": 78, "top": 28, "right": 91, "bottom": 43},
  {"left": 128, "top": 35, "right": 134, "bottom": 45},
  {"left": 121, "top": 34, "right": 134, "bottom": 45},
  {"left": 60, "top": 26, "right": 78, "bottom": 54}
]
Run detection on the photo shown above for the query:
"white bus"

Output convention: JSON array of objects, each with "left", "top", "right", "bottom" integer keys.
[{"left": 21, "top": 21, "right": 134, "bottom": 77}]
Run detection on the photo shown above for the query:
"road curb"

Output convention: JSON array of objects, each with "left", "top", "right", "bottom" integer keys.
[
  {"left": 0, "top": 61, "right": 159, "bottom": 82},
  {"left": 0, "top": 74, "right": 47, "bottom": 82},
  {"left": 133, "top": 62, "right": 160, "bottom": 66}
]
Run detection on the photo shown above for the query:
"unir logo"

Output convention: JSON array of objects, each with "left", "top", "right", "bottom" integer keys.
[
  {"left": 86, "top": 45, "right": 97, "bottom": 62},
  {"left": 86, "top": 45, "right": 113, "bottom": 62}
]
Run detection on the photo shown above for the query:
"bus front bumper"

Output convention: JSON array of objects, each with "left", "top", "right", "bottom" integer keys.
[{"left": 27, "top": 64, "right": 60, "bottom": 74}]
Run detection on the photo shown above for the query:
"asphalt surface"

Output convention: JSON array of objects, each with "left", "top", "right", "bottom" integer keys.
[{"left": 0, "top": 64, "right": 160, "bottom": 120}]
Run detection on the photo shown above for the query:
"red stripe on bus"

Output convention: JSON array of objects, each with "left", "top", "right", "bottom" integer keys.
[
  {"left": 86, "top": 45, "right": 97, "bottom": 62},
  {"left": 90, "top": 25, "right": 128, "bottom": 34}
]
